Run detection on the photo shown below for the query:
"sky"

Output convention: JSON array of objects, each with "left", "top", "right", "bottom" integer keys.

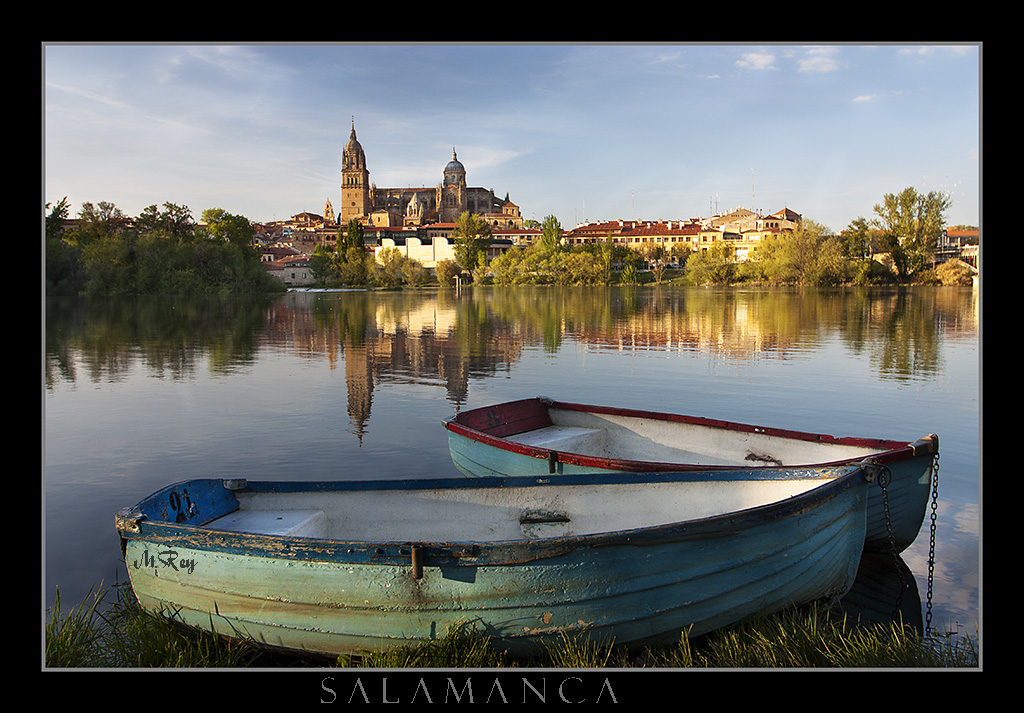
[{"left": 43, "top": 43, "right": 981, "bottom": 233}]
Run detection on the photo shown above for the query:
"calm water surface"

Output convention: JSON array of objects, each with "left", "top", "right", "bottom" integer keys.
[{"left": 43, "top": 286, "right": 981, "bottom": 640}]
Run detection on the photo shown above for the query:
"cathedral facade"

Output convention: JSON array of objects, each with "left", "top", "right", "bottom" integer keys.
[{"left": 340, "top": 122, "right": 522, "bottom": 230}]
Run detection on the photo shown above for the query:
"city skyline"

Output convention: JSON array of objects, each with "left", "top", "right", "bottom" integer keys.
[{"left": 44, "top": 43, "right": 981, "bottom": 233}]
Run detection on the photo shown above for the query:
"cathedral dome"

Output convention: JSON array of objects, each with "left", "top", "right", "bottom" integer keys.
[
  {"left": 445, "top": 148, "right": 465, "bottom": 174},
  {"left": 345, "top": 127, "right": 363, "bottom": 155},
  {"left": 345, "top": 131, "right": 362, "bottom": 153}
]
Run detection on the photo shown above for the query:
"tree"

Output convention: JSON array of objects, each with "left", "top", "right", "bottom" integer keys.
[
  {"left": 341, "top": 219, "right": 364, "bottom": 254},
  {"left": 745, "top": 219, "right": 841, "bottom": 285},
  {"left": 201, "top": 208, "right": 254, "bottom": 246},
  {"left": 46, "top": 197, "right": 85, "bottom": 295},
  {"left": 669, "top": 242, "right": 692, "bottom": 267},
  {"left": 310, "top": 244, "right": 337, "bottom": 285},
  {"left": 72, "top": 201, "right": 128, "bottom": 245},
  {"left": 136, "top": 202, "right": 196, "bottom": 242},
  {"left": 539, "top": 214, "right": 563, "bottom": 254},
  {"left": 435, "top": 259, "right": 462, "bottom": 287},
  {"left": 375, "top": 247, "right": 426, "bottom": 288},
  {"left": 872, "top": 187, "right": 952, "bottom": 279},
  {"left": 805, "top": 236, "right": 848, "bottom": 286},
  {"left": 452, "top": 212, "right": 492, "bottom": 273},
  {"left": 686, "top": 242, "right": 735, "bottom": 285},
  {"left": 46, "top": 197, "right": 70, "bottom": 243},
  {"left": 786, "top": 219, "right": 833, "bottom": 284},
  {"left": 841, "top": 217, "right": 872, "bottom": 259},
  {"left": 557, "top": 251, "right": 606, "bottom": 285}
]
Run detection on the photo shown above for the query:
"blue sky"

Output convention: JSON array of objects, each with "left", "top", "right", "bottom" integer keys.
[{"left": 43, "top": 43, "right": 981, "bottom": 232}]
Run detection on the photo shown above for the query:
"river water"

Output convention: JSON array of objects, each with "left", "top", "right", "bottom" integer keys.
[{"left": 43, "top": 285, "right": 980, "bottom": 642}]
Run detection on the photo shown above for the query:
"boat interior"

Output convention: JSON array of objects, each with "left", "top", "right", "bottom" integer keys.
[
  {"left": 502, "top": 407, "right": 885, "bottom": 467},
  {"left": 201, "top": 474, "right": 843, "bottom": 543}
]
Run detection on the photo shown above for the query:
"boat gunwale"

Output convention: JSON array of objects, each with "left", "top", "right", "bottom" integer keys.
[
  {"left": 445, "top": 397, "right": 937, "bottom": 471},
  {"left": 115, "top": 466, "right": 868, "bottom": 567}
]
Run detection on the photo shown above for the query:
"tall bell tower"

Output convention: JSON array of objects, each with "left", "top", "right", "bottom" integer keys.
[{"left": 341, "top": 120, "right": 371, "bottom": 224}]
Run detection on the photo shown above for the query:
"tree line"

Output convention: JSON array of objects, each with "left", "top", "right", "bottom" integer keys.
[
  {"left": 45, "top": 198, "right": 285, "bottom": 296},
  {"left": 487, "top": 186, "right": 972, "bottom": 288},
  {"left": 46, "top": 186, "right": 973, "bottom": 296}
]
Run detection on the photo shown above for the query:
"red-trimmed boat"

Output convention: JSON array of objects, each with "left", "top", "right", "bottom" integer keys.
[{"left": 444, "top": 397, "right": 938, "bottom": 552}]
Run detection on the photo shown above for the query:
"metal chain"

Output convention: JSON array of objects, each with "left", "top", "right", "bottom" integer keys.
[
  {"left": 875, "top": 463, "right": 909, "bottom": 617},
  {"left": 924, "top": 452, "right": 940, "bottom": 636}
]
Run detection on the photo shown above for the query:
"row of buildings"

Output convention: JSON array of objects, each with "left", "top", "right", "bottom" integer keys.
[
  {"left": 261, "top": 122, "right": 809, "bottom": 285},
  {"left": 259, "top": 203, "right": 807, "bottom": 286},
  {"left": 254, "top": 122, "right": 977, "bottom": 285}
]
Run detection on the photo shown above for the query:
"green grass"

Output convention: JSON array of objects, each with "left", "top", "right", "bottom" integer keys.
[{"left": 45, "top": 582, "right": 978, "bottom": 669}]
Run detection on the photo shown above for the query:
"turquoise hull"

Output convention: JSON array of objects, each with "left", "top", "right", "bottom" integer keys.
[{"left": 116, "top": 468, "right": 869, "bottom": 657}]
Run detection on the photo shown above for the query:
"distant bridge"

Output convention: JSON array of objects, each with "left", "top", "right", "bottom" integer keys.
[{"left": 935, "top": 245, "right": 978, "bottom": 273}]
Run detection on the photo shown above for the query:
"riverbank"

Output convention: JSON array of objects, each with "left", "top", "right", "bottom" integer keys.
[{"left": 45, "top": 581, "right": 978, "bottom": 669}]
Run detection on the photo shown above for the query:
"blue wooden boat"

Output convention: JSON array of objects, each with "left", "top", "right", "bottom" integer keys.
[
  {"left": 444, "top": 397, "right": 938, "bottom": 553},
  {"left": 115, "top": 464, "right": 871, "bottom": 657}
]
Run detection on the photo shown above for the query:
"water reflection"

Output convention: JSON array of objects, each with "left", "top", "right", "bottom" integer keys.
[
  {"left": 45, "top": 295, "right": 275, "bottom": 386},
  {"left": 832, "top": 553, "right": 923, "bottom": 632},
  {"left": 47, "top": 286, "right": 978, "bottom": 404}
]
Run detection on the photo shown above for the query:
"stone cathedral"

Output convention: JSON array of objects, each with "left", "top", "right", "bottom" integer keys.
[{"left": 340, "top": 122, "right": 522, "bottom": 230}]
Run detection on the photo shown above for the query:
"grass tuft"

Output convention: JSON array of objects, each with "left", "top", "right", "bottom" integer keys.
[
  {"left": 45, "top": 583, "right": 979, "bottom": 669},
  {"left": 348, "top": 621, "right": 512, "bottom": 669}
]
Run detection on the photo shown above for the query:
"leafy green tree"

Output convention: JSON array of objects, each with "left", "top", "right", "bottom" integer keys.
[
  {"left": 539, "top": 214, "right": 563, "bottom": 254},
  {"left": 310, "top": 244, "right": 338, "bottom": 285},
  {"left": 46, "top": 197, "right": 70, "bottom": 242},
  {"left": 136, "top": 202, "right": 196, "bottom": 243},
  {"left": 557, "top": 251, "right": 606, "bottom": 285},
  {"left": 374, "top": 247, "right": 426, "bottom": 288},
  {"left": 619, "top": 262, "right": 639, "bottom": 285},
  {"left": 805, "top": 236, "right": 848, "bottom": 286},
  {"left": 686, "top": 242, "right": 735, "bottom": 285},
  {"left": 872, "top": 187, "right": 952, "bottom": 279},
  {"left": 46, "top": 197, "right": 85, "bottom": 295},
  {"left": 600, "top": 238, "right": 616, "bottom": 279},
  {"left": 341, "top": 219, "right": 364, "bottom": 253},
  {"left": 338, "top": 246, "right": 372, "bottom": 285},
  {"left": 841, "top": 217, "right": 872, "bottom": 259},
  {"left": 201, "top": 208, "right": 254, "bottom": 246},
  {"left": 786, "top": 220, "right": 833, "bottom": 284},
  {"left": 452, "top": 212, "right": 492, "bottom": 272},
  {"left": 70, "top": 201, "right": 128, "bottom": 247},
  {"left": 489, "top": 246, "right": 524, "bottom": 285},
  {"left": 55, "top": 199, "right": 281, "bottom": 295},
  {"left": 434, "top": 259, "right": 461, "bottom": 287},
  {"left": 745, "top": 234, "right": 793, "bottom": 283},
  {"left": 669, "top": 242, "right": 692, "bottom": 267},
  {"left": 745, "top": 219, "right": 841, "bottom": 285}
]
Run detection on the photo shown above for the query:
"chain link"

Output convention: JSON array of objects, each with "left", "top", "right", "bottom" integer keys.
[
  {"left": 924, "top": 452, "right": 940, "bottom": 636},
  {"left": 871, "top": 453, "right": 940, "bottom": 636},
  {"left": 875, "top": 463, "right": 909, "bottom": 618}
]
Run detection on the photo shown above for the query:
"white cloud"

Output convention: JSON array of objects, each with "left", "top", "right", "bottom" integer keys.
[
  {"left": 797, "top": 47, "right": 841, "bottom": 73},
  {"left": 735, "top": 52, "right": 776, "bottom": 70},
  {"left": 897, "top": 45, "right": 976, "bottom": 57}
]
